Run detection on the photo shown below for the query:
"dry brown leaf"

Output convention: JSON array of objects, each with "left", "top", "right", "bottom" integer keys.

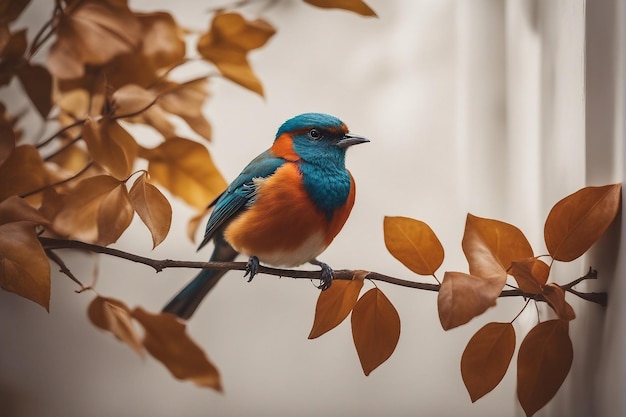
[
  {"left": 82, "top": 117, "right": 138, "bottom": 180},
  {"left": 47, "top": 0, "right": 142, "bottom": 79},
  {"left": 0, "top": 145, "right": 48, "bottom": 201},
  {"left": 351, "top": 287, "right": 400, "bottom": 376},
  {"left": 197, "top": 12, "right": 275, "bottom": 96},
  {"left": 461, "top": 322, "right": 515, "bottom": 402},
  {"left": 139, "top": 138, "right": 226, "bottom": 210},
  {"left": 0, "top": 29, "right": 26, "bottom": 86},
  {"left": 303, "top": 0, "right": 378, "bottom": 16},
  {"left": 544, "top": 184, "right": 621, "bottom": 262},
  {"left": 155, "top": 79, "right": 212, "bottom": 141},
  {"left": 132, "top": 307, "right": 222, "bottom": 390},
  {"left": 510, "top": 259, "right": 550, "bottom": 295},
  {"left": 437, "top": 271, "right": 499, "bottom": 330},
  {"left": 0, "top": 195, "right": 49, "bottom": 226},
  {"left": 88, "top": 295, "right": 144, "bottom": 356},
  {"left": 0, "top": 222, "right": 50, "bottom": 311},
  {"left": 541, "top": 283, "right": 576, "bottom": 321},
  {"left": 96, "top": 181, "right": 134, "bottom": 246},
  {"left": 129, "top": 172, "right": 172, "bottom": 248},
  {"left": 53, "top": 174, "right": 123, "bottom": 243},
  {"left": 0, "top": 104, "right": 15, "bottom": 165},
  {"left": 517, "top": 319, "right": 573, "bottom": 417},
  {"left": 383, "top": 216, "right": 444, "bottom": 276},
  {"left": 111, "top": 84, "right": 157, "bottom": 117},
  {"left": 0, "top": 1, "right": 31, "bottom": 26},
  {"left": 308, "top": 271, "right": 366, "bottom": 339},
  {"left": 136, "top": 11, "right": 186, "bottom": 71},
  {"left": 17, "top": 64, "right": 52, "bottom": 117},
  {"left": 462, "top": 214, "right": 533, "bottom": 294}
]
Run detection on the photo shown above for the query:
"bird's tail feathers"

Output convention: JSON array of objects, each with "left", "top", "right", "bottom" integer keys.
[{"left": 162, "top": 237, "right": 237, "bottom": 320}]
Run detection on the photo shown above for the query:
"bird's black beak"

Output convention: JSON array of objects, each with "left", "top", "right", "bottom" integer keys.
[{"left": 335, "top": 133, "right": 370, "bottom": 148}]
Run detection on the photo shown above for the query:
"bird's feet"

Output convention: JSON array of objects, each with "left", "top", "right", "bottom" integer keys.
[
  {"left": 310, "top": 259, "right": 333, "bottom": 290},
  {"left": 244, "top": 256, "right": 260, "bottom": 282}
]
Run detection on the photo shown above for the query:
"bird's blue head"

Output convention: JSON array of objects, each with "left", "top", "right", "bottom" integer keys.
[{"left": 274, "top": 113, "right": 369, "bottom": 165}]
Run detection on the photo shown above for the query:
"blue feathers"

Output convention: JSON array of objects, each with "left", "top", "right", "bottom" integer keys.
[{"left": 275, "top": 113, "right": 346, "bottom": 138}]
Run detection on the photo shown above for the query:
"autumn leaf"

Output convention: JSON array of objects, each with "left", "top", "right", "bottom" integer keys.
[
  {"left": 136, "top": 11, "right": 186, "bottom": 71},
  {"left": 17, "top": 64, "right": 52, "bottom": 118},
  {"left": 0, "top": 197, "right": 50, "bottom": 311},
  {"left": 510, "top": 259, "right": 550, "bottom": 295},
  {"left": 462, "top": 214, "right": 533, "bottom": 295},
  {"left": 0, "top": 104, "right": 16, "bottom": 165},
  {"left": 53, "top": 175, "right": 127, "bottom": 243},
  {"left": 383, "top": 216, "right": 444, "bottom": 276},
  {"left": 303, "top": 0, "right": 378, "bottom": 17},
  {"left": 309, "top": 271, "right": 366, "bottom": 339},
  {"left": 132, "top": 308, "right": 222, "bottom": 390},
  {"left": 0, "top": 195, "right": 50, "bottom": 226},
  {"left": 541, "top": 283, "right": 576, "bottom": 321},
  {"left": 111, "top": 84, "right": 157, "bottom": 117},
  {"left": 461, "top": 322, "right": 515, "bottom": 402},
  {"left": 544, "top": 184, "right": 621, "bottom": 262},
  {"left": 139, "top": 138, "right": 226, "bottom": 210},
  {"left": 0, "top": 29, "right": 26, "bottom": 86},
  {"left": 82, "top": 117, "right": 138, "bottom": 180},
  {"left": 88, "top": 296, "right": 143, "bottom": 356},
  {"left": 0, "top": 145, "right": 48, "bottom": 201},
  {"left": 197, "top": 12, "right": 275, "bottom": 95},
  {"left": 437, "top": 271, "right": 499, "bottom": 330},
  {"left": 96, "top": 180, "right": 134, "bottom": 246},
  {"left": 155, "top": 79, "right": 212, "bottom": 141},
  {"left": 517, "top": 319, "right": 573, "bottom": 417},
  {"left": 47, "top": 0, "right": 142, "bottom": 79},
  {"left": 351, "top": 287, "right": 400, "bottom": 376},
  {"left": 129, "top": 172, "right": 172, "bottom": 248}
]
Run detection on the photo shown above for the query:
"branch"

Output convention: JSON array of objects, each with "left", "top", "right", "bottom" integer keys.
[{"left": 38, "top": 237, "right": 607, "bottom": 306}]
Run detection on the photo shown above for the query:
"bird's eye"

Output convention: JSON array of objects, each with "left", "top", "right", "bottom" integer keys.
[{"left": 308, "top": 129, "right": 322, "bottom": 140}]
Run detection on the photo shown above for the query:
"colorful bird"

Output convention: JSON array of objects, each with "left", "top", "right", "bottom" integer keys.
[{"left": 163, "top": 113, "right": 369, "bottom": 319}]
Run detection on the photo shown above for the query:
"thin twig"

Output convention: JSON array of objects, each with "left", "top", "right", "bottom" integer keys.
[
  {"left": 20, "top": 161, "right": 94, "bottom": 198},
  {"left": 38, "top": 237, "right": 608, "bottom": 306},
  {"left": 45, "top": 249, "right": 87, "bottom": 291}
]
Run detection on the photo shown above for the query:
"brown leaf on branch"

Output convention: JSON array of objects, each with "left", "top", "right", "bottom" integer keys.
[
  {"left": 437, "top": 271, "right": 499, "bottom": 330},
  {"left": 155, "top": 79, "right": 212, "bottom": 141},
  {"left": 82, "top": 117, "right": 138, "bottom": 180},
  {"left": 17, "top": 64, "right": 53, "bottom": 118},
  {"left": 383, "top": 216, "right": 444, "bottom": 276},
  {"left": 139, "top": 137, "right": 226, "bottom": 210},
  {"left": 461, "top": 322, "right": 515, "bottom": 402},
  {"left": 129, "top": 172, "right": 172, "bottom": 248},
  {"left": 0, "top": 104, "right": 16, "bottom": 165},
  {"left": 544, "top": 184, "right": 621, "bottom": 262},
  {"left": 0, "top": 145, "right": 48, "bottom": 201},
  {"left": 308, "top": 270, "right": 366, "bottom": 339},
  {"left": 541, "top": 283, "right": 576, "bottom": 321},
  {"left": 0, "top": 29, "right": 26, "bottom": 85},
  {"left": 0, "top": 197, "right": 51, "bottom": 310},
  {"left": 88, "top": 296, "right": 144, "bottom": 356},
  {"left": 517, "top": 319, "right": 573, "bottom": 417},
  {"left": 136, "top": 11, "right": 186, "bottom": 72},
  {"left": 52, "top": 175, "right": 132, "bottom": 244},
  {"left": 197, "top": 12, "right": 275, "bottom": 96},
  {"left": 303, "top": 0, "right": 378, "bottom": 17},
  {"left": 510, "top": 258, "right": 550, "bottom": 295},
  {"left": 132, "top": 308, "right": 222, "bottom": 390},
  {"left": 462, "top": 214, "right": 534, "bottom": 295},
  {"left": 351, "top": 287, "right": 400, "bottom": 376},
  {"left": 96, "top": 180, "right": 134, "bottom": 246},
  {"left": 47, "top": 0, "right": 142, "bottom": 79},
  {"left": 111, "top": 84, "right": 157, "bottom": 117}
]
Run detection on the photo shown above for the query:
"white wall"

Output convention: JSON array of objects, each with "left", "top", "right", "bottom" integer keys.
[{"left": 0, "top": 1, "right": 622, "bottom": 417}]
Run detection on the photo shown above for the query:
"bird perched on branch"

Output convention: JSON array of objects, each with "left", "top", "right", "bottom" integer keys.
[{"left": 163, "top": 113, "right": 369, "bottom": 319}]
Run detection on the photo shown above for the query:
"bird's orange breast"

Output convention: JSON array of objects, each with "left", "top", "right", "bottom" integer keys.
[{"left": 222, "top": 162, "right": 355, "bottom": 267}]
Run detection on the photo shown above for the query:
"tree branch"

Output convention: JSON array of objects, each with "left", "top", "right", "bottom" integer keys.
[{"left": 38, "top": 237, "right": 608, "bottom": 306}]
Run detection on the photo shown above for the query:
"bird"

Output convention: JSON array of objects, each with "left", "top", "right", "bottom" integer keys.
[{"left": 162, "top": 113, "right": 369, "bottom": 319}]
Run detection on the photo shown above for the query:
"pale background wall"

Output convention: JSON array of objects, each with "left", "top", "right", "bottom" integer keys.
[{"left": 0, "top": 1, "right": 623, "bottom": 417}]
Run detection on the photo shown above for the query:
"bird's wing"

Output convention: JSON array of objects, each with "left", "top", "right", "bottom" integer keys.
[{"left": 197, "top": 150, "right": 285, "bottom": 250}]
